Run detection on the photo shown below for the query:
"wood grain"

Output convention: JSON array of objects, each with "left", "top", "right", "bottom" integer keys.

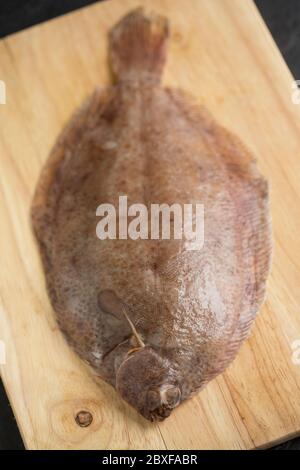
[{"left": 1, "top": 0, "right": 300, "bottom": 450}]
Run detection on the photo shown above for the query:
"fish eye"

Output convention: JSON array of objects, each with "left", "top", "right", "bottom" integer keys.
[
  {"left": 146, "top": 390, "right": 161, "bottom": 411},
  {"left": 164, "top": 386, "right": 181, "bottom": 407}
]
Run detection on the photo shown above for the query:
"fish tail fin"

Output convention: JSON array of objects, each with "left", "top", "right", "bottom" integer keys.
[{"left": 109, "top": 7, "right": 169, "bottom": 81}]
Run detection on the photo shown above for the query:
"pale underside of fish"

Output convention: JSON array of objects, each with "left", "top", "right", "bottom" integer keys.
[{"left": 31, "top": 8, "right": 272, "bottom": 421}]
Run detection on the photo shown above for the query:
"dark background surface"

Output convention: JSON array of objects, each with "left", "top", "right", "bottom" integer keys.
[{"left": 0, "top": 0, "right": 300, "bottom": 451}]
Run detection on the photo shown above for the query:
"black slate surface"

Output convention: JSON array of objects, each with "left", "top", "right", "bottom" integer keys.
[
  {"left": 255, "top": 0, "right": 300, "bottom": 78},
  {"left": 0, "top": 0, "right": 299, "bottom": 451}
]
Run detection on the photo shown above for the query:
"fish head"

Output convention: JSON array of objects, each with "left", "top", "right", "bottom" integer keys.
[{"left": 116, "top": 346, "right": 181, "bottom": 421}]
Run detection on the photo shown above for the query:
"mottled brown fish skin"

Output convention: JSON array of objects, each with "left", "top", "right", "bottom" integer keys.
[{"left": 31, "top": 7, "right": 272, "bottom": 421}]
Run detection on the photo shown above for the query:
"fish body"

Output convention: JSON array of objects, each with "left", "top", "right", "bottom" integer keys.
[{"left": 31, "top": 8, "right": 271, "bottom": 421}]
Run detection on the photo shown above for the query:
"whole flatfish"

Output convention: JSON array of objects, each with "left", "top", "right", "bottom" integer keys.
[{"left": 31, "top": 7, "right": 271, "bottom": 421}]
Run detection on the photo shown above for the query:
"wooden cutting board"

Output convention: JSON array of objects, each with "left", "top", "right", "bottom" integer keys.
[{"left": 1, "top": 0, "right": 300, "bottom": 450}]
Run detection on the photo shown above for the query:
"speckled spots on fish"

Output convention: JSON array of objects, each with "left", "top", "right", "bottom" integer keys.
[{"left": 31, "top": 7, "right": 271, "bottom": 421}]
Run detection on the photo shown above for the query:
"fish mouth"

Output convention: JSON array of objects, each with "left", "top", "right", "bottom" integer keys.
[
  {"left": 148, "top": 405, "right": 173, "bottom": 422},
  {"left": 145, "top": 385, "right": 181, "bottom": 422}
]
